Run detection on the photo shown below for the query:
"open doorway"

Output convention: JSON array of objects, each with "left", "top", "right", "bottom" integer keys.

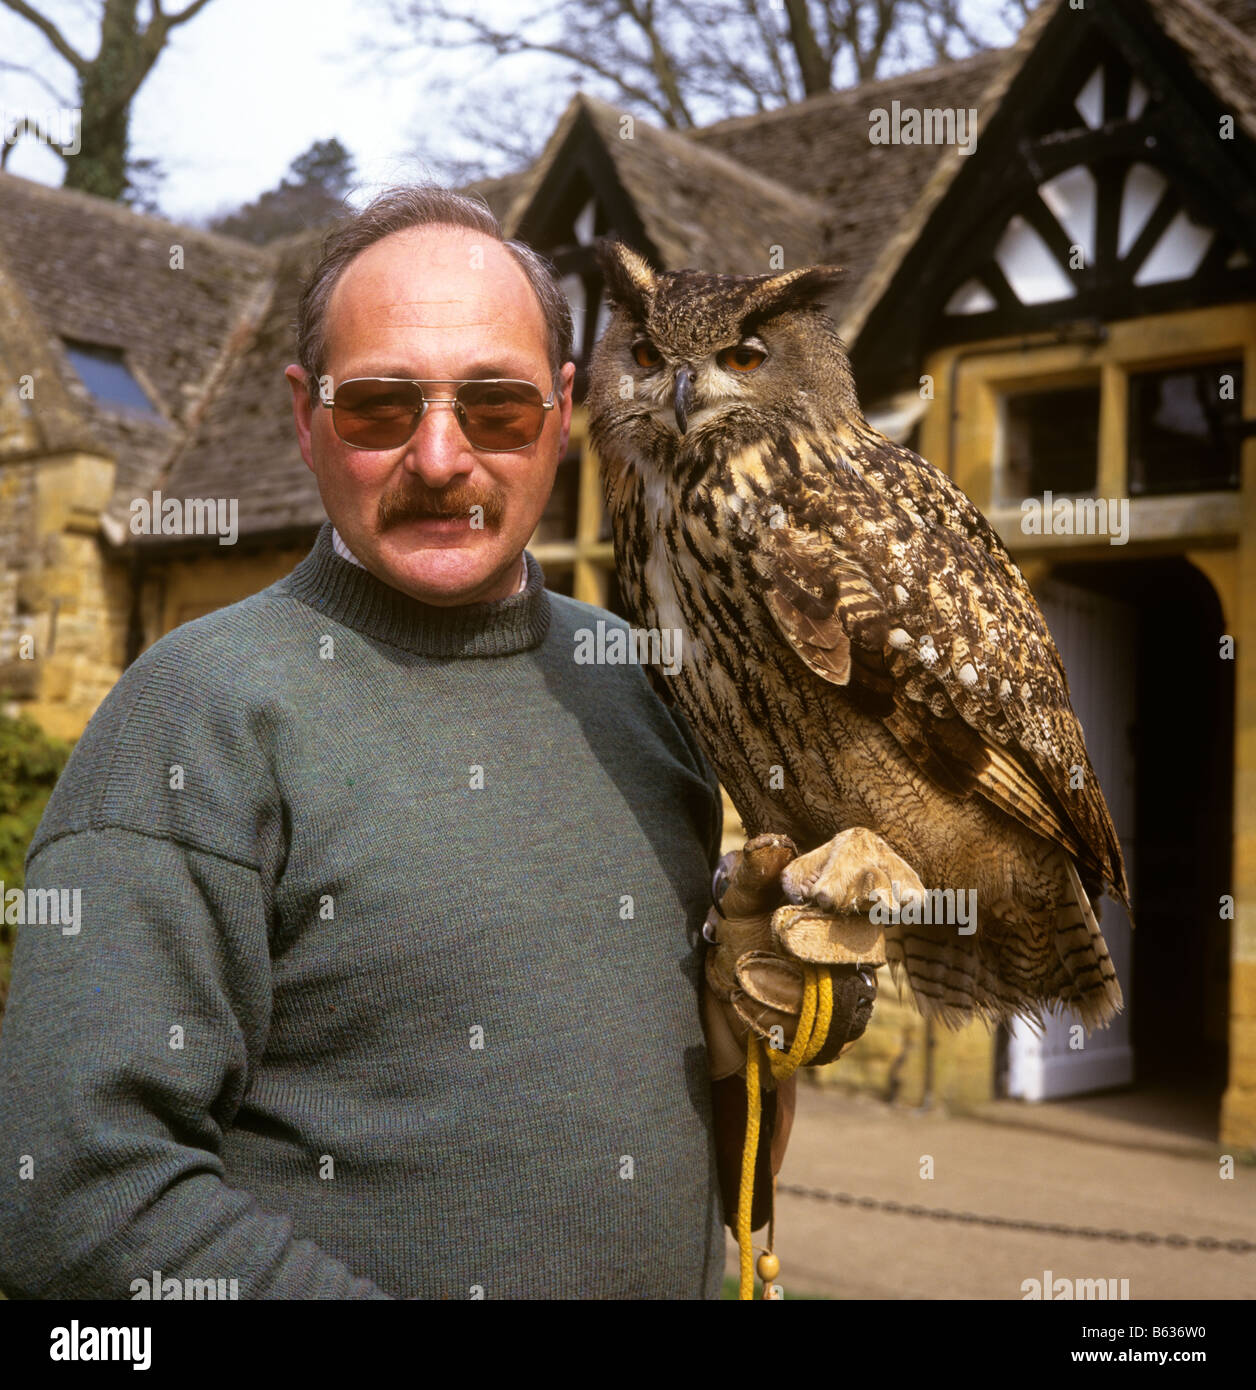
[{"left": 999, "top": 556, "right": 1233, "bottom": 1141}]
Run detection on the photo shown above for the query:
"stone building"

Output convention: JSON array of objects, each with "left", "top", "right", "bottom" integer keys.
[{"left": 1, "top": 0, "right": 1254, "bottom": 1143}]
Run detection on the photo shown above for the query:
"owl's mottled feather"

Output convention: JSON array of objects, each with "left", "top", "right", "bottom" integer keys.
[
  {"left": 587, "top": 243, "right": 1128, "bottom": 1031},
  {"left": 756, "top": 426, "right": 1127, "bottom": 902}
]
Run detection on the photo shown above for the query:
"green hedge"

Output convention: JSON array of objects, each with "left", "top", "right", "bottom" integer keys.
[{"left": 0, "top": 707, "right": 73, "bottom": 1015}]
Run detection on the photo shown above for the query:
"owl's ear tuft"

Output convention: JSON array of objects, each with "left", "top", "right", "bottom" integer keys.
[
  {"left": 595, "top": 238, "right": 658, "bottom": 316},
  {"left": 744, "top": 265, "right": 846, "bottom": 329}
]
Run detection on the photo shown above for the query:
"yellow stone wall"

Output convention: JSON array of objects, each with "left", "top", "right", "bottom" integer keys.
[
  {"left": 1220, "top": 336, "right": 1256, "bottom": 1148},
  {"left": 2, "top": 451, "right": 130, "bottom": 742},
  {"left": 816, "top": 989, "right": 997, "bottom": 1112},
  {"left": 136, "top": 539, "right": 315, "bottom": 655}
]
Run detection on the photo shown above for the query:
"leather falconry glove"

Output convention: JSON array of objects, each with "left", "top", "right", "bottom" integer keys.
[
  {"left": 701, "top": 833, "right": 881, "bottom": 1231},
  {"left": 703, "top": 833, "right": 882, "bottom": 1074}
]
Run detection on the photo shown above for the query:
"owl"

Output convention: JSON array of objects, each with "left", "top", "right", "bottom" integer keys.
[{"left": 587, "top": 240, "right": 1128, "bottom": 1032}]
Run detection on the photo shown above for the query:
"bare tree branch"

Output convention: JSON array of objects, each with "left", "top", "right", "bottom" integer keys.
[
  {"left": 382, "top": 0, "right": 1020, "bottom": 181},
  {"left": 0, "top": 56, "right": 70, "bottom": 104},
  {"left": 0, "top": 0, "right": 88, "bottom": 72},
  {"left": 741, "top": 0, "right": 794, "bottom": 105},
  {"left": 398, "top": 0, "right": 695, "bottom": 126},
  {"left": 860, "top": 0, "right": 898, "bottom": 80},
  {"left": 168, "top": 0, "right": 213, "bottom": 20},
  {"left": 619, "top": 0, "right": 694, "bottom": 126}
]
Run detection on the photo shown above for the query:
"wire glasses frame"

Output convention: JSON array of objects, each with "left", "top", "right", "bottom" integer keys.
[{"left": 321, "top": 377, "right": 557, "bottom": 452}]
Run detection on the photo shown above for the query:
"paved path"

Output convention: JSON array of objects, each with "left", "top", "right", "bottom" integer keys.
[{"left": 723, "top": 1087, "right": 1256, "bottom": 1300}]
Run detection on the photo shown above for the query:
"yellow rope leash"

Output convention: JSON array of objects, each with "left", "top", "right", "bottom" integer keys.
[{"left": 736, "top": 965, "right": 834, "bottom": 1299}]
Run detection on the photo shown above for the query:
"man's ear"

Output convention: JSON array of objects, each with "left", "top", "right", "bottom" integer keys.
[
  {"left": 554, "top": 360, "right": 576, "bottom": 461},
  {"left": 285, "top": 364, "right": 317, "bottom": 472}
]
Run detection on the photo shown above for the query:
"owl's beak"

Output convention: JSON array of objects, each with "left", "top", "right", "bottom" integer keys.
[{"left": 673, "top": 366, "right": 695, "bottom": 434}]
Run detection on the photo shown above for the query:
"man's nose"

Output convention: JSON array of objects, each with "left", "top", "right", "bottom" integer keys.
[{"left": 400, "top": 398, "right": 474, "bottom": 485}]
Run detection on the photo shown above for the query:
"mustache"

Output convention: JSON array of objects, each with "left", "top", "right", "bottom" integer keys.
[{"left": 378, "top": 480, "right": 506, "bottom": 530}]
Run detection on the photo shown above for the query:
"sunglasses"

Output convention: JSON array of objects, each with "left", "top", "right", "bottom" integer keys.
[{"left": 322, "top": 377, "right": 556, "bottom": 452}]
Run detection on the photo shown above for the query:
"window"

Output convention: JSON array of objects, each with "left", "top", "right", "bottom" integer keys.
[
  {"left": 62, "top": 340, "right": 157, "bottom": 415},
  {"left": 999, "top": 385, "right": 1100, "bottom": 500},
  {"left": 1127, "top": 360, "right": 1242, "bottom": 495}
]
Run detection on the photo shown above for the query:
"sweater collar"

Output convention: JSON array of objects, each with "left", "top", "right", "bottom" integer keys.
[
  {"left": 331, "top": 525, "right": 528, "bottom": 597},
  {"left": 282, "top": 520, "right": 551, "bottom": 658}
]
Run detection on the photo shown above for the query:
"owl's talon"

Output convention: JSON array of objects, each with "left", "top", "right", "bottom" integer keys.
[{"left": 780, "top": 827, "right": 926, "bottom": 923}]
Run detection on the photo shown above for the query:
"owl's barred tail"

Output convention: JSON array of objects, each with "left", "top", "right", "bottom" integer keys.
[
  {"left": 1057, "top": 858, "right": 1124, "bottom": 1031},
  {"left": 884, "top": 932, "right": 1025, "bottom": 1033},
  {"left": 883, "top": 857, "right": 1123, "bottom": 1033}
]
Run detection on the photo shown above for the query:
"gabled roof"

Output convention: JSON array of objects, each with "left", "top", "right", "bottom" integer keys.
[
  {"left": 0, "top": 164, "right": 587, "bottom": 546},
  {"left": 0, "top": 171, "right": 275, "bottom": 525},
  {"left": 504, "top": 93, "right": 829, "bottom": 273}
]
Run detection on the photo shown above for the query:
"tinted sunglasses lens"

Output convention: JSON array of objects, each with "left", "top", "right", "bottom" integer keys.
[
  {"left": 457, "top": 381, "right": 545, "bottom": 449},
  {"left": 333, "top": 380, "right": 424, "bottom": 449}
]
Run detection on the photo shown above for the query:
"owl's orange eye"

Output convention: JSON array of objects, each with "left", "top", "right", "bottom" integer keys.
[
  {"left": 718, "top": 345, "right": 767, "bottom": 372},
  {"left": 633, "top": 341, "right": 662, "bottom": 369}
]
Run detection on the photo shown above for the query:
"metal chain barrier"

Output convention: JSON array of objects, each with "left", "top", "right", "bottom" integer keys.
[{"left": 774, "top": 1183, "right": 1256, "bottom": 1253}]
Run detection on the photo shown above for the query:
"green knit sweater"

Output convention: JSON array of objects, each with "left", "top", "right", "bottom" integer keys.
[{"left": 0, "top": 521, "right": 726, "bottom": 1299}]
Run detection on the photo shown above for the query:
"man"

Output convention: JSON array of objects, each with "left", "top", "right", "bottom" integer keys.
[{"left": 0, "top": 187, "right": 824, "bottom": 1300}]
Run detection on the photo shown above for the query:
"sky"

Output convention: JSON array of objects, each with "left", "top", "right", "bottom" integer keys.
[
  {"left": 0, "top": 0, "right": 1019, "bottom": 227},
  {"left": 0, "top": 0, "right": 529, "bottom": 224}
]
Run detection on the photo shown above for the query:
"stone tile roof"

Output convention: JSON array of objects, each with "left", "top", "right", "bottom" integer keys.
[
  {"left": 0, "top": 172, "right": 275, "bottom": 532},
  {"left": 1148, "top": 0, "right": 1256, "bottom": 143},
  {"left": 0, "top": 168, "right": 539, "bottom": 545},
  {"left": 1208, "top": 0, "right": 1256, "bottom": 35},
  {"left": 159, "top": 230, "right": 325, "bottom": 540},
  {"left": 689, "top": 50, "right": 1007, "bottom": 320}
]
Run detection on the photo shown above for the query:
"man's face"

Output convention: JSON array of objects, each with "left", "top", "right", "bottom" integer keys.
[{"left": 286, "top": 225, "right": 574, "bottom": 606}]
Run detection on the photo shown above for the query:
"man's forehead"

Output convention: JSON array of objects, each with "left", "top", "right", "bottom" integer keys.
[
  {"left": 332, "top": 227, "right": 534, "bottom": 322},
  {"left": 325, "top": 226, "right": 547, "bottom": 366}
]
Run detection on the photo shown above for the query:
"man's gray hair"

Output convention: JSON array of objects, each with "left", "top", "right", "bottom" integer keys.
[{"left": 295, "top": 185, "right": 574, "bottom": 402}]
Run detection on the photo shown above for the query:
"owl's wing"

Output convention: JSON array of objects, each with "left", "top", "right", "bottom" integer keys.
[{"left": 750, "top": 424, "right": 1128, "bottom": 905}]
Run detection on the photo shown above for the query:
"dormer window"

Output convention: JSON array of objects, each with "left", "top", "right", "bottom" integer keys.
[{"left": 62, "top": 340, "right": 157, "bottom": 417}]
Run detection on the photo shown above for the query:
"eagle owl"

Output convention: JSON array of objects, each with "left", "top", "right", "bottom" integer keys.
[{"left": 587, "top": 241, "right": 1128, "bottom": 1032}]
